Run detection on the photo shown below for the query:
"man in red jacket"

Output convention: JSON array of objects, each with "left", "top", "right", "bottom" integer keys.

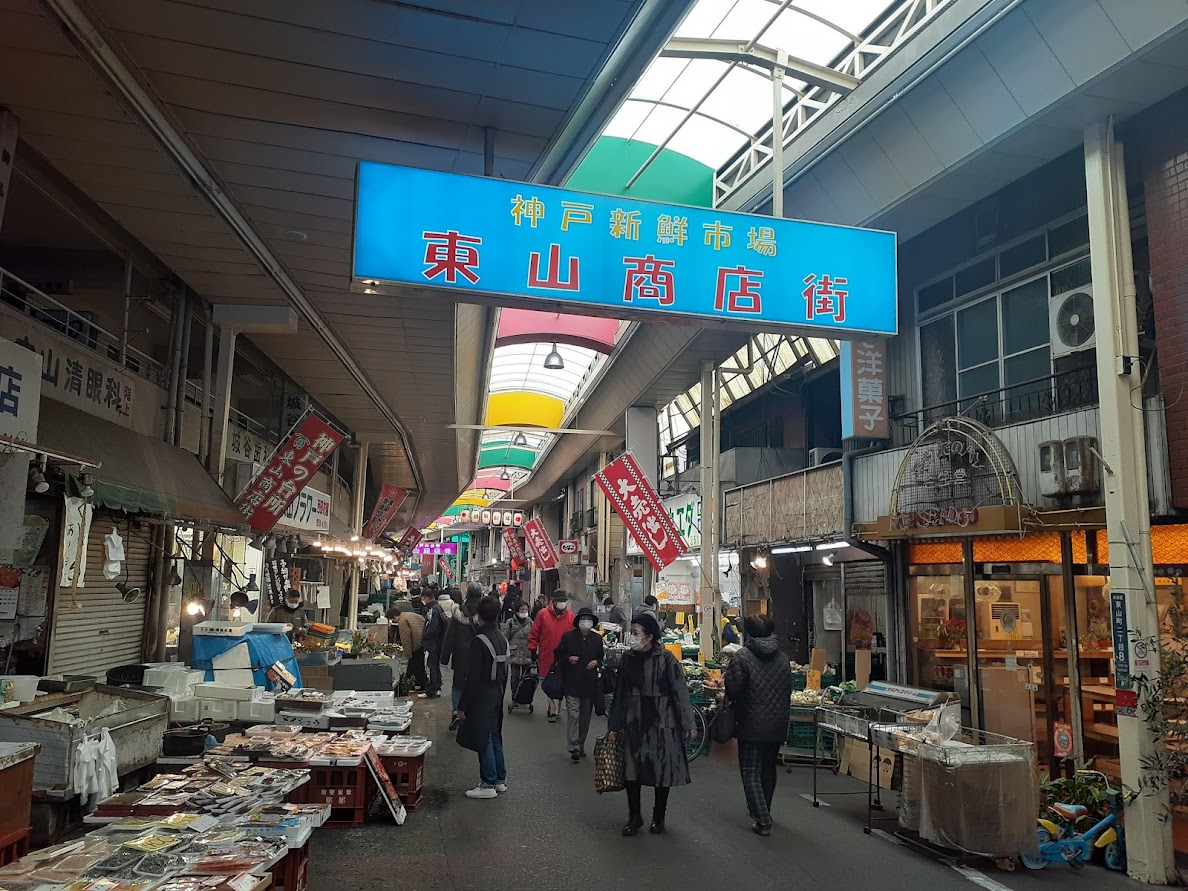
[{"left": 528, "top": 590, "right": 575, "bottom": 722}]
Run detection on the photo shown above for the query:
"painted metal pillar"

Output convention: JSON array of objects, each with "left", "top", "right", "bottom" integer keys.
[
  {"left": 597, "top": 452, "right": 611, "bottom": 591},
  {"left": 699, "top": 361, "right": 718, "bottom": 659},
  {"left": 1084, "top": 120, "right": 1174, "bottom": 883},
  {"left": 771, "top": 52, "right": 786, "bottom": 219},
  {"left": 208, "top": 326, "right": 238, "bottom": 484},
  {"left": 346, "top": 442, "right": 368, "bottom": 631}
]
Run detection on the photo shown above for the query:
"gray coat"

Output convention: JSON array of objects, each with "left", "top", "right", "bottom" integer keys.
[
  {"left": 502, "top": 616, "right": 534, "bottom": 666},
  {"left": 609, "top": 644, "right": 695, "bottom": 788}
]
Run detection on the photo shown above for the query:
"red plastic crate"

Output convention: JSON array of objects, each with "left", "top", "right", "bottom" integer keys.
[
  {"left": 272, "top": 843, "right": 309, "bottom": 891},
  {"left": 400, "top": 789, "right": 424, "bottom": 811},
  {"left": 310, "top": 765, "right": 367, "bottom": 809},
  {"left": 381, "top": 754, "right": 424, "bottom": 795},
  {"left": 0, "top": 827, "right": 30, "bottom": 867}
]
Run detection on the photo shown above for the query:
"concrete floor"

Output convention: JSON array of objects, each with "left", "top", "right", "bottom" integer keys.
[{"left": 308, "top": 676, "right": 1141, "bottom": 891}]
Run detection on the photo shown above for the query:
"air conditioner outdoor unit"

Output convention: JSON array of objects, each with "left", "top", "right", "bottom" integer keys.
[
  {"left": 1050, "top": 284, "right": 1095, "bottom": 358},
  {"left": 808, "top": 447, "right": 842, "bottom": 467},
  {"left": 1038, "top": 436, "right": 1100, "bottom": 497}
]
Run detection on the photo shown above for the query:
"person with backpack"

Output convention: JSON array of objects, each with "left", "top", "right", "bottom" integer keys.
[
  {"left": 418, "top": 587, "right": 445, "bottom": 699},
  {"left": 456, "top": 595, "right": 510, "bottom": 799},
  {"left": 724, "top": 614, "right": 793, "bottom": 836},
  {"left": 503, "top": 600, "right": 534, "bottom": 698},
  {"left": 442, "top": 583, "right": 483, "bottom": 729}
]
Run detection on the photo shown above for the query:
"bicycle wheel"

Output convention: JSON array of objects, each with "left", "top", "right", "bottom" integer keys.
[{"left": 685, "top": 706, "right": 709, "bottom": 762}]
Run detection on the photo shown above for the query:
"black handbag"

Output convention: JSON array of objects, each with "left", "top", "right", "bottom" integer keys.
[
  {"left": 542, "top": 662, "right": 565, "bottom": 700},
  {"left": 710, "top": 701, "right": 736, "bottom": 744}
]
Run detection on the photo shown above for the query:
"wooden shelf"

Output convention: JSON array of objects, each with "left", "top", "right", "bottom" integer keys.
[{"left": 1084, "top": 723, "right": 1120, "bottom": 742}]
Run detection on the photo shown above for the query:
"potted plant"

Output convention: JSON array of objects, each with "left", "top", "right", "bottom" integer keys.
[{"left": 939, "top": 618, "right": 967, "bottom": 650}]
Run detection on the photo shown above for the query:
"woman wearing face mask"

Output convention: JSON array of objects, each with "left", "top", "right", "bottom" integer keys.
[
  {"left": 608, "top": 613, "right": 697, "bottom": 836},
  {"left": 528, "top": 591, "right": 575, "bottom": 722},
  {"left": 503, "top": 602, "right": 535, "bottom": 700},
  {"left": 554, "top": 607, "right": 605, "bottom": 762}
]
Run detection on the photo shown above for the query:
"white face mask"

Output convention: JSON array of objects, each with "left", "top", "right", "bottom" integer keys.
[
  {"left": 517, "top": 611, "right": 529, "bottom": 619},
  {"left": 553, "top": 602, "right": 566, "bottom": 613},
  {"left": 628, "top": 633, "right": 648, "bottom": 651},
  {"left": 579, "top": 618, "right": 594, "bottom": 630}
]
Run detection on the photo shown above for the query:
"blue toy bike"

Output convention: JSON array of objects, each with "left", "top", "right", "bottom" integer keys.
[{"left": 1020, "top": 770, "right": 1129, "bottom": 871}]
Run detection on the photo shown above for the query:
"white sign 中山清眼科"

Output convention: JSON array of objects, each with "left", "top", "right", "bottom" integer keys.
[
  {"left": 280, "top": 485, "right": 331, "bottom": 533},
  {"left": 626, "top": 492, "right": 700, "bottom": 556}
]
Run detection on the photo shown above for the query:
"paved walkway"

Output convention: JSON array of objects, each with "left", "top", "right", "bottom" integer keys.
[{"left": 307, "top": 678, "right": 1139, "bottom": 891}]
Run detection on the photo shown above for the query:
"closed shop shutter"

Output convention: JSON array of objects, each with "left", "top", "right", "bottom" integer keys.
[
  {"left": 843, "top": 560, "right": 887, "bottom": 597},
  {"left": 47, "top": 511, "right": 152, "bottom": 678}
]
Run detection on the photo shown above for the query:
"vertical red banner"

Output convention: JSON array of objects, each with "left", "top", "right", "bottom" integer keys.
[
  {"left": 502, "top": 528, "right": 525, "bottom": 562},
  {"left": 437, "top": 555, "right": 454, "bottom": 580},
  {"left": 594, "top": 451, "right": 688, "bottom": 572},
  {"left": 523, "top": 518, "right": 559, "bottom": 570},
  {"left": 362, "top": 484, "right": 409, "bottom": 540},
  {"left": 234, "top": 412, "right": 344, "bottom": 533},
  {"left": 399, "top": 527, "right": 424, "bottom": 552}
]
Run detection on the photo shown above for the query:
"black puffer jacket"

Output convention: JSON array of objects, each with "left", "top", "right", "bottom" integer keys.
[{"left": 724, "top": 636, "right": 792, "bottom": 743}]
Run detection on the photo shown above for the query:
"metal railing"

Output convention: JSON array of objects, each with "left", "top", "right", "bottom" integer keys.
[
  {"left": 714, "top": 0, "right": 952, "bottom": 206},
  {"left": 0, "top": 265, "right": 169, "bottom": 388},
  {"left": 890, "top": 366, "right": 1099, "bottom": 446}
]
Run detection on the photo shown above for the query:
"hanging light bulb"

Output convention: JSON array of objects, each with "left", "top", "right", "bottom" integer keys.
[
  {"left": 543, "top": 343, "right": 564, "bottom": 370},
  {"left": 312, "top": 537, "right": 322, "bottom": 547},
  {"left": 499, "top": 468, "right": 511, "bottom": 481},
  {"left": 28, "top": 466, "right": 49, "bottom": 494},
  {"left": 512, "top": 431, "right": 528, "bottom": 447},
  {"left": 79, "top": 472, "right": 95, "bottom": 498},
  {"left": 185, "top": 599, "right": 206, "bottom": 617},
  {"left": 244, "top": 573, "right": 259, "bottom": 593},
  {"left": 350, "top": 532, "right": 360, "bottom": 542}
]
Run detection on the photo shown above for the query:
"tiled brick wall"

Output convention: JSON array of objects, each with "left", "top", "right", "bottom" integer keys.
[{"left": 1135, "top": 89, "right": 1188, "bottom": 508}]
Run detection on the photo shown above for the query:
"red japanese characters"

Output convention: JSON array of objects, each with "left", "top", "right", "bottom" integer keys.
[
  {"left": 234, "top": 412, "right": 344, "bottom": 533},
  {"left": 594, "top": 452, "right": 688, "bottom": 572}
]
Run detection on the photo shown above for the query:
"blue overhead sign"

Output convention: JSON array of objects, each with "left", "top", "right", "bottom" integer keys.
[{"left": 351, "top": 162, "right": 897, "bottom": 336}]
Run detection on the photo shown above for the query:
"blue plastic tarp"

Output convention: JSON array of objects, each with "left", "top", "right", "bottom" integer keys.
[{"left": 190, "top": 629, "right": 304, "bottom": 690}]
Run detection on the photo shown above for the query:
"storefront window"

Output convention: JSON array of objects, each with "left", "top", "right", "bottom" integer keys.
[{"left": 909, "top": 574, "right": 966, "bottom": 698}]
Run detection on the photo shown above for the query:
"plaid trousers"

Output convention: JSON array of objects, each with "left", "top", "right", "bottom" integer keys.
[{"left": 737, "top": 741, "right": 781, "bottom": 829}]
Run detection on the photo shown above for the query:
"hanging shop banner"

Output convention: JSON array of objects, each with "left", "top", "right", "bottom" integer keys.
[
  {"left": 502, "top": 528, "right": 525, "bottom": 563},
  {"left": 352, "top": 162, "right": 897, "bottom": 338},
  {"left": 594, "top": 451, "right": 688, "bottom": 573},
  {"left": 362, "top": 484, "right": 409, "bottom": 540},
  {"left": 398, "top": 527, "right": 423, "bottom": 552},
  {"left": 280, "top": 485, "right": 331, "bottom": 533},
  {"left": 234, "top": 411, "right": 344, "bottom": 533},
  {"left": 840, "top": 337, "right": 889, "bottom": 440},
  {"left": 414, "top": 542, "right": 457, "bottom": 556},
  {"left": 437, "top": 556, "right": 454, "bottom": 580},
  {"left": 523, "top": 518, "right": 559, "bottom": 571}
]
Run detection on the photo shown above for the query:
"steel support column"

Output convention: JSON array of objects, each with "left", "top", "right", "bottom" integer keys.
[
  {"left": 699, "top": 362, "right": 720, "bottom": 659},
  {"left": 208, "top": 326, "right": 238, "bottom": 484},
  {"left": 1084, "top": 120, "right": 1174, "bottom": 883},
  {"left": 346, "top": 442, "right": 368, "bottom": 631}
]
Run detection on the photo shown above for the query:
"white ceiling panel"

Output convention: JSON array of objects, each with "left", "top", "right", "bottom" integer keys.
[
  {"left": 896, "top": 75, "right": 984, "bottom": 168},
  {"left": 1024, "top": 0, "right": 1130, "bottom": 87},
  {"left": 976, "top": 13, "right": 1076, "bottom": 116},
  {"left": 934, "top": 47, "right": 1025, "bottom": 144},
  {"left": 864, "top": 104, "right": 944, "bottom": 190}
]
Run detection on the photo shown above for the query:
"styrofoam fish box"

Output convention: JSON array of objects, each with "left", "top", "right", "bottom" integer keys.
[
  {"left": 237, "top": 697, "right": 276, "bottom": 723},
  {"left": 276, "top": 709, "right": 330, "bottom": 730},
  {"left": 170, "top": 695, "right": 200, "bottom": 723},
  {"left": 193, "top": 621, "right": 248, "bottom": 637},
  {"left": 193, "top": 682, "right": 257, "bottom": 702},
  {"left": 199, "top": 698, "right": 238, "bottom": 722},
  {"left": 212, "top": 643, "right": 252, "bottom": 670},
  {"left": 213, "top": 669, "right": 255, "bottom": 687}
]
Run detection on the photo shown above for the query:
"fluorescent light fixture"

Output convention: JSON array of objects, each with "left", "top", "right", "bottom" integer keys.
[
  {"left": 771, "top": 545, "right": 812, "bottom": 555},
  {"left": 815, "top": 541, "right": 848, "bottom": 551}
]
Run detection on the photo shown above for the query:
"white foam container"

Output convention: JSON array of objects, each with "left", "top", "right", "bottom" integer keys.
[
  {"left": 0, "top": 676, "right": 39, "bottom": 702},
  {"left": 199, "top": 698, "right": 238, "bottom": 722}
]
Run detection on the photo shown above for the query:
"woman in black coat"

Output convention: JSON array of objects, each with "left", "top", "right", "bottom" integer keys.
[
  {"left": 724, "top": 614, "right": 792, "bottom": 836},
  {"left": 456, "top": 596, "right": 510, "bottom": 799},
  {"left": 554, "top": 607, "right": 604, "bottom": 762}
]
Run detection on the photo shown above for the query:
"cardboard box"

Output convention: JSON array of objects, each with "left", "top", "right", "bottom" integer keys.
[
  {"left": 212, "top": 643, "right": 252, "bottom": 670},
  {"left": 213, "top": 668, "right": 255, "bottom": 687},
  {"left": 193, "top": 682, "right": 257, "bottom": 702},
  {"left": 840, "top": 738, "right": 897, "bottom": 790},
  {"left": 277, "top": 709, "right": 331, "bottom": 730}
]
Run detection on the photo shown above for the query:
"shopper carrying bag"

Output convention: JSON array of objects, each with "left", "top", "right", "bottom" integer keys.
[{"left": 593, "top": 732, "right": 625, "bottom": 794}]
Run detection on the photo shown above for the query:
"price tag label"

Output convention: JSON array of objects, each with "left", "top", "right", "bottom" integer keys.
[
  {"left": 1005, "top": 654, "right": 1018, "bottom": 672},
  {"left": 806, "top": 670, "right": 822, "bottom": 691}
]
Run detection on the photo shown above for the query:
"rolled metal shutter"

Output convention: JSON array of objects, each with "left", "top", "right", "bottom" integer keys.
[
  {"left": 47, "top": 511, "right": 151, "bottom": 678},
  {"left": 842, "top": 560, "right": 887, "bottom": 597}
]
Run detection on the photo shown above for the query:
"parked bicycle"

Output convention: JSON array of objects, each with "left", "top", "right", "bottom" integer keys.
[{"left": 1020, "top": 770, "right": 1130, "bottom": 871}]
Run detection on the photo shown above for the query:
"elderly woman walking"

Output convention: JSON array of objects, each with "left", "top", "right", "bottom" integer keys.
[{"left": 607, "top": 612, "right": 697, "bottom": 836}]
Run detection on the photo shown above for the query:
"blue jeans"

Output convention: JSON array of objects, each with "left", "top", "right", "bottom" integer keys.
[
  {"left": 452, "top": 682, "right": 463, "bottom": 713},
  {"left": 479, "top": 730, "right": 506, "bottom": 787}
]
